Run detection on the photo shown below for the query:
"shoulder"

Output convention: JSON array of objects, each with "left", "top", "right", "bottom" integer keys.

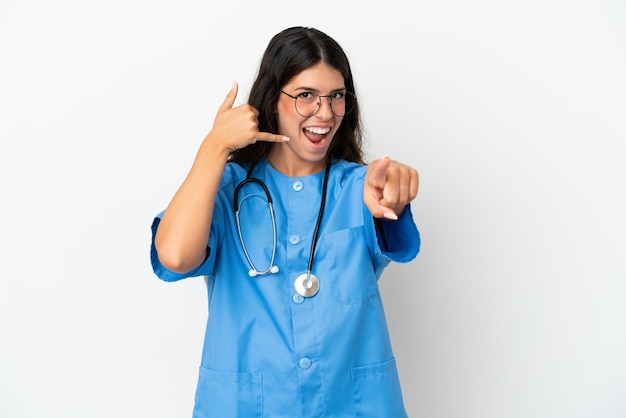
[
  {"left": 331, "top": 159, "right": 367, "bottom": 181},
  {"left": 220, "top": 161, "right": 248, "bottom": 189}
]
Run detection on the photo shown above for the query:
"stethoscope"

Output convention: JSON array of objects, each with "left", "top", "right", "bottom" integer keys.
[{"left": 233, "top": 161, "right": 331, "bottom": 298}]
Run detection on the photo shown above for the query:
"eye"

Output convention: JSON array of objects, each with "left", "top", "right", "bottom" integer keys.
[
  {"left": 331, "top": 92, "right": 346, "bottom": 100},
  {"left": 297, "top": 92, "right": 316, "bottom": 100}
]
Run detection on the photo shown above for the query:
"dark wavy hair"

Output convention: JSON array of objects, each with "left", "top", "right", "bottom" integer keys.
[{"left": 229, "top": 26, "right": 364, "bottom": 165}]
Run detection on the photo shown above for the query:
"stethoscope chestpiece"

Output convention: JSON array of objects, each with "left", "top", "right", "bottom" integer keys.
[{"left": 294, "top": 273, "right": 319, "bottom": 298}]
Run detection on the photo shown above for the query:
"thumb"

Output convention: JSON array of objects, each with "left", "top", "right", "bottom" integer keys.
[{"left": 218, "top": 81, "right": 238, "bottom": 113}]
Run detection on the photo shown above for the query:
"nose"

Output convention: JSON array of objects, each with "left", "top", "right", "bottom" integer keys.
[{"left": 315, "top": 96, "right": 333, "bottom": 119}]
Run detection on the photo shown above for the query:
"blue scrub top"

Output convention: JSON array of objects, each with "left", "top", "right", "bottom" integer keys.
[{"left": 151, "top": 158, "right": 420, "bottom": 418}]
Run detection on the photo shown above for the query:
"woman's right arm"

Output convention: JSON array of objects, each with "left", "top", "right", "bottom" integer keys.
[{"left": 154, "top": 83, "right": 289, "bottom": 273}]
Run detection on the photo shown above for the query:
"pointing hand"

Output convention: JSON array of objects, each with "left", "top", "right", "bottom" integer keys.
[{"left": 364, "top": 155, "right": 419, "bottom": 220}]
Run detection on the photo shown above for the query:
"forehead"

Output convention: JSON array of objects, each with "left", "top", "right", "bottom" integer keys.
[{"left": 284, "top": 62, "right": 345, "bottom": 90}]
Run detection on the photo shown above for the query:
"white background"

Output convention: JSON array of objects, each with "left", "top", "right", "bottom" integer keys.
[{"left": 1, "top": 1, "right": 625, "bottom": 417}]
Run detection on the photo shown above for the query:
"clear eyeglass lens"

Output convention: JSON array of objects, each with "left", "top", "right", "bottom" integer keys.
[{"left": 295, "top": 93, "right": 351, "bottom": 117}]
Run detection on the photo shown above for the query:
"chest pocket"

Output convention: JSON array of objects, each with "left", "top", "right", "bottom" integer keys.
[{"left": 319, "top": 225, "right": 380, "bottom": 304}]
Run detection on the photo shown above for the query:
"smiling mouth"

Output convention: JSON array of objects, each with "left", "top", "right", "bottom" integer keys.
[{"left": 303, "top": 126, "right": 331, "bottom": 144}]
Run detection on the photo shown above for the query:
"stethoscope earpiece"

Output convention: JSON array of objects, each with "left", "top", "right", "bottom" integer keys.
[{"left": 248, "top": 266, "right": 279, "bottom": 277}]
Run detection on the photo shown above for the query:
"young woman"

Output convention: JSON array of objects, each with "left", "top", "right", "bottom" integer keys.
[{"left": 151, "top": 26, "right": 420, "bottom": 417}]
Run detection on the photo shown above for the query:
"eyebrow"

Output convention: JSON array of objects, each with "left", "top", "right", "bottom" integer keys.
[{"left": 292, "top": 86, "right": 347, "bottom": 93}]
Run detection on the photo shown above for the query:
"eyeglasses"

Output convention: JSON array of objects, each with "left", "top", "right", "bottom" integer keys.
[{"left": 280, "top": 90, "right": 355, "bottom": 117}]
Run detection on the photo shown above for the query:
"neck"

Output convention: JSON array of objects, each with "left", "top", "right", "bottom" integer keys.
[{"left": 267, "top": 148, "right": 327, "bottom": 177}]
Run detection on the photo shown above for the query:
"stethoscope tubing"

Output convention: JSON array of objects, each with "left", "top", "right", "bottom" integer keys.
[
  {"left": 234, "top": 176, "right": 278, "bottom": 277},
  {"left": 233, "top": 161, "right": 331, "bottom": 295}
]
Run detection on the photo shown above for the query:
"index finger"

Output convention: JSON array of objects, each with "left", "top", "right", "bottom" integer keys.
[{"left": 368, "top": 155, "right": 391, "bottom": 188}]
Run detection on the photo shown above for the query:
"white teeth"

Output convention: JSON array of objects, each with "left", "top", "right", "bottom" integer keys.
[{"left": 305, "top": 127, "right": 331, "bottom": 135}]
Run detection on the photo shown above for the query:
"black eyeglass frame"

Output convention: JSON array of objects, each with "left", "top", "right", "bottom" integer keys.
[{"left": 279, "top": 90, "right": 356, "bottom": 117}]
